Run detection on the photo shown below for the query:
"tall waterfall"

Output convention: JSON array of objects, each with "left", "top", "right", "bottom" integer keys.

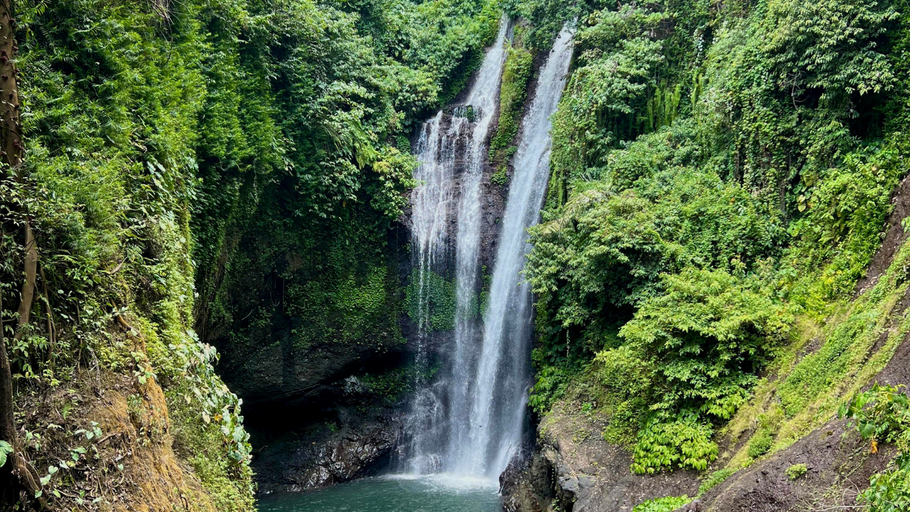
[
  {"left": 405, "top": 22, "right": 574, "bottom": 482},
  {"left": 406, "top": 17, "right": 511, "bottom": 476}
]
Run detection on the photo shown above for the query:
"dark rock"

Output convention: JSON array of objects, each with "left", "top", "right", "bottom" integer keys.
[
  {"left": 255, "top": 414, "right": 402, "bottom": 494},
  {"left": 504, "top": 403, "right": 701, "bottom": 512},
  {"left": 501, "top": 450, "right": 557, "bottom": 512}
]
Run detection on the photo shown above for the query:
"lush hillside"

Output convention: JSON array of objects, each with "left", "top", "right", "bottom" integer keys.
[
  {"left": 505, "top": 0, "right": 910, "bottom": 508},
  {"left": 0, "top": 0, "right": 497, "bottom": 509}
]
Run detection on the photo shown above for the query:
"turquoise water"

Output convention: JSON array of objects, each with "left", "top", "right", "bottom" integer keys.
[{"left": 258, "top": 475, "right": 502, "bottom": 512}]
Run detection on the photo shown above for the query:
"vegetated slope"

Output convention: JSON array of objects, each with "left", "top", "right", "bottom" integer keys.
[
  {"left": 0, "top": 0, "right": 501, "bottom": 509},
  {"left": 499, "top": 0, "right": 910, "bottom": 509}
]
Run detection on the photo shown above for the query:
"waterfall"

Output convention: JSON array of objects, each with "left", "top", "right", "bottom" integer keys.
[
  {"left": 405, "top": 21, "right": 574, "bottom": 482},
  {"left": 406, "top": 17, "right": 511, "bottom": 476}
]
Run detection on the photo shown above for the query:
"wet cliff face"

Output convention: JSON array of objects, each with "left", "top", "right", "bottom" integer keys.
[
  {"left": 200, "top": 214, "right": 414, "bottom": 491},
  {"left": 204, "top": 14, "right": 537, "bottom": 491}
]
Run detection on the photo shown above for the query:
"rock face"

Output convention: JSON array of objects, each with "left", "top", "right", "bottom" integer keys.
[
  {"left": 254, "top": 411, "right": 402, "bottom": 494},
  {"left": 502, "top": 404, "right": 701, "bottom": 512},
  {"left": 501, "top": 450, "right": 557, "bottom": 512},
  {"left": 695, "top": 417, "right": 892, "bottom": 511},
  {"left": 502, "top": 409, "right": 891, "bottom": 512}
]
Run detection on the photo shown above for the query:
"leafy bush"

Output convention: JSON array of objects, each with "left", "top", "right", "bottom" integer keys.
[
  {"left": 632, "top": 414, "right": 718, "bottom": 474},
  {"left": 528, "top": 361, "right": 575, "bottom": 415},
  {"left": 786, "top": 463, "right": 808, "bottom": 480},
  {"left": 748, "top": 431, "right": 775, "bottom": 459},
  {"left": 633, "top": 495, "right": 692, "bottom": 512},
  {"left": 841, "top": 384, "right": 910, "bottom": 510},
  {"left": 622, "top": 268, "right": 791, "bottom": 419}
]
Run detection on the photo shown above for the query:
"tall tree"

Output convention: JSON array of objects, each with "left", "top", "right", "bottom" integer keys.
[{"left": 0, "top": 0, "right": 41, "bottom": 506}]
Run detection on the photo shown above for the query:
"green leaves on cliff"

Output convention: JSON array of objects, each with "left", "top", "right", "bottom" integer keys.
[
  {"left": 6, "top": 0, "right": 505, "bottom": 507},
  {"left": 621, "top": 268, "right": 792, "bottom": 422},
  {"left": 842, "top": 384, "right": 910, "bottom": 511},
  {"left": 406, "top": 270, "right": 458, "bottom": 332},
  {"left": 633, "top": 414, "right": 717, "bottom": 474},
  {"left": 522, "top": 0, "right": 908, "bottom": 475}
]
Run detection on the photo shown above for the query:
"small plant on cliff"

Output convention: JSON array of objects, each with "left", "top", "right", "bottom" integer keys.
[
  {"left": 698, "top": 468, "right": 736, "bottom": 495},
  {"left": 786, "top": 463, "right": 808, "bottom": 480},
  {"left": 633, "top": 495, "right": 691, "bottom": 512},
  {"left": 841, "top": 384, "right": 910, "bottom": 511},
  {"left": 632, "top": 413, "right": 717, "bottom": 474},
  {"left": 748, "top": 430, "right": 774, "bottom": 459},
  {"left": 492, "top": 166, "right": 510, "bottom": 186}
]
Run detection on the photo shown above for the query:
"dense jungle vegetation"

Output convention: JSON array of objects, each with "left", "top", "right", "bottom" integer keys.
[
  {"left": 4, "top": 0, "right": 910, "bottom": 509},
  {"left": 511, "top": 0, "right": 910, "bottom": 506},
  {"left": 0, "top": 0, "right": 497, "bottom": 509}
]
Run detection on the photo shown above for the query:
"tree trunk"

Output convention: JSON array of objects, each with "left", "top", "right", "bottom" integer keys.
[{"left": 0, "top": 1, "right": 41, "bottom": 506}]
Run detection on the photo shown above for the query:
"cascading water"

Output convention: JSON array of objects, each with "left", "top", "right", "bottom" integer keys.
[
  {"left": 456, "top": 26, "right": 575, "bottom": 479},
  {"left": 404, "top": 21, "right": 574, "bottom": 482},
  {"left": 406, "top": 17, "right": 511, "bottom": 476}
]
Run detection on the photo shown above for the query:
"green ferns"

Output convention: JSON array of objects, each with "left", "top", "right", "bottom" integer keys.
[
  {"left": 520, "top": 0, "right": 908, "bottom": 477},
  {"left": 633, "top": 495, "right": 692, "bottom": 512},
  {"left": 633, "top": 414, "right": 717, "bottom": 473}
]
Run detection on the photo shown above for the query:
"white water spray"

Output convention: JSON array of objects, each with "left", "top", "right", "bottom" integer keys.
[{"left": 405, "top": 22, "right": 574, "bottom": 483}]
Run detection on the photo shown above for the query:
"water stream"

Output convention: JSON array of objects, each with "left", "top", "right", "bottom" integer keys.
[
  {"left": 406, "top": 16, "right": 512, "bottom": 475},
  {"left": 403, "top": 21, "right": 575, "bottom": 483},
  {"left": 460, "top": 26, "right": 575, "bottom": 479}
]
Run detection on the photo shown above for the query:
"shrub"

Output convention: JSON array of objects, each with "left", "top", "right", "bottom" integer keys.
[
  {"left": 841, "top": 384, "right": 910, "bottom": 510},
  {"left": 633, "top": 495, "right": 692, "bottom": 512},
  {"left": 748, "top": 431, "right": 774, "bottom": 459},
  {"left": 632, "top": 414, "right": 718, "bottom": 474},
  {"left": 786, "top": 463, "right": 808, "bottom": 480}
]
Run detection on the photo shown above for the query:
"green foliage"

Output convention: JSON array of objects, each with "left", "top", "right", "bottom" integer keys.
[
  {"left": 786, "top": 463, "right": 808, "bottom": 480},
  {"left": 522, "top": 0, "right": 908, "bottom": 481},
  {"left": 698, "top": 468, "right": 736, "bottom": 495},
  {"left": 491, "top": 41, "right": 534, "bottom": 152},
  {"left": 841, "top": 384, "right": 910, "bottom": 510},
  {"left": 633, "top": 495, "right": 691, "bottom": 512},
  {"left": 528, "top": 361, "right": 575, "bottom": 415},
  {"left": 406, "top": 269, "right": 458, "bottom": 332},
  {"left": 763, "top": 0, "right": 898, "bottom": 99},
  {"left": 360, "top": 367, "right": 415, "bottom": 405},
  {"left": 167, "top": 339, "right": 255, "bottom": 511},
  {"left": 491, "top": 166, "right": 510, "bottom": 187},
  {"left": 550, "top": 36, "right": 664, "bottom": 185},
  {"left": 777, "top": 236, "right": 910, "bottom": 418},
  {"left": 622, "top": 268, "right": 791, "bottom": 422},
  {"left": 632, "top": 414, "right": 717, "bottom": 474},
  {"left": 4, "top": 0, "right": 508, "bottom": 508},
  {"left": 0, "top": 440, "right": 12, "bottom": 468},
  {"left": 748, "top": 430, "right": 775, "bottom": 459}
]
